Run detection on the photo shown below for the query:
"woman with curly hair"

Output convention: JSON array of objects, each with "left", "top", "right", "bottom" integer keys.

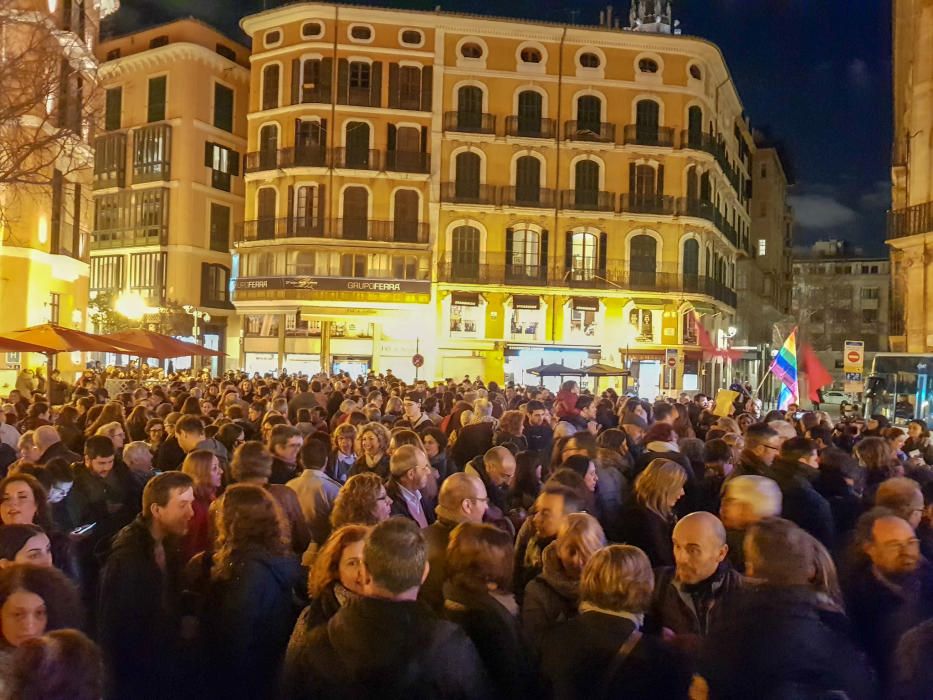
[
  {"left": 330, "top": 473, "right": 393, "bottom": 528},
  {"left": 286, "top": 524, "right": 369, "bottom": 654},
  {"left": 202, "top": 483, "right": 302, "bottom": 700},
  {"left": 8, "top": 629, "right": 102, "bottom": 700},
  {"left": 349, "top": 422, "right": 391, "bottom": 479}
]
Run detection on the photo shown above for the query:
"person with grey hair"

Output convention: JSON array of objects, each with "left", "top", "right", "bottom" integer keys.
[
  {"left": 451, "top": 399, "right": 497, "bottom": 469},
  {"left": 719, "top": 474, "right": 782, "bottom": 572},
  {"left": 282, "top": 518, "right": 490, "bottom": 699},
  {"left": 122, "top": 441, "right": 156, "bottom": 503},
  {"left": 386, "top": 445, "right": 435, "bottom": 528}
]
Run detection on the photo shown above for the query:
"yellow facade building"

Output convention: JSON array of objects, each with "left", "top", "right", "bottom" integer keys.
[
  {"left": 91, "top": 19, "right": 250, "bottom": 371},
  {"left": 0, "top": 0, "right": 117, "bottom": 383},
  {"left": 237, "top": 2, "right": 757, "bottom": 392},
  {"left": 889, "top": 0, "right": 933, "bottom": 352}
]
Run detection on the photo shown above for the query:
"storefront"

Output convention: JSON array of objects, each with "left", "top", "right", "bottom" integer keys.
[
  {"left": 504, "top": 345, "right": 598, "bottom": 391},
  {"left": 506, "top": 295, "right": 547, "bottom": 343}
]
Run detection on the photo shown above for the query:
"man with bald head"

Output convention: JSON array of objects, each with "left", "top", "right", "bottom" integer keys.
[
  {"left": 419, "top": 473, "right": 488, "bottom": 611},
  {"left": 649, "top": 511, "right": 742, "bottom": 638},
  {"left": 465, "top": 445, "right": 515, "bottom": 517},
  {"left": 34, "top": 424, "right": 80, "bottom": 465}
]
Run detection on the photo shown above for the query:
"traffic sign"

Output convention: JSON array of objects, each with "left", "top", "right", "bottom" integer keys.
[
  {"left": 843, "top": 340, "right": 864, "bottom": 393},
  {"left": 411, "top": 353, "right": 424, "bottom": 368}
]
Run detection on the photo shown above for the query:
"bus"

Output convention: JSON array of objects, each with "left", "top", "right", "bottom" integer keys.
[{"left": 863, "top": 353, "right": 933, "bottom": 425}]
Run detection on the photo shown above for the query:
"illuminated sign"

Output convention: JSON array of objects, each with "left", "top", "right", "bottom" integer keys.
[{"left": 235, "top": 276, "right": 431, "bottom": 295}]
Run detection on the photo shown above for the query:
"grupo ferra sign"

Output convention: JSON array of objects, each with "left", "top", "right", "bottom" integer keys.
[{"left": 235, "top": 276, "right": 431, "bottom": 295}]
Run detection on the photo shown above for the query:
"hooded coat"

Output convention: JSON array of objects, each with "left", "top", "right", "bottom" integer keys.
[{"left": 521, "top": 541, "right": 581, "bottom": 645}]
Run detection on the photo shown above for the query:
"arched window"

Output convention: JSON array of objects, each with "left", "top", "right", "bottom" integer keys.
[
  {"left": 507, "top": 228, "right": 541, "bottom": 280},
  {"left": 638, "top": 57, "right": 659, "bottom": 74},
  {"left": 460, "top": 42, "right": 483, "bottom": 59},
  {"left": 514, "top": 156, "right": 541, "bottom": 204},
  {"left": 393, "top": 190, "right": 420, "bottom": 242},
  {"left": 342, "top": 186, "right": 369, "bottom": 240},
  {"left": 454, "top": 151, "right": 481, "bottom": 200},
  {"left": 633, "top": 164, "right": 656, "bottom": 198},
  {"left": 635, "top": 100, "right": 660, "bottom": 142},
  {"left": 516, "top": 90, "right": 543, "bottom": 135},
  {"left": 700, "top": 171, "right": 712, "bottom": 202},
  {"left": 683, "top": 239, "right": 700, "bottom": 291},
  {"left": 630, "top": 234, "right": 657, "bottom": 288},
  {"left": 574, "top": 160, "right": 599, "bottom": 209},
  {"left": 451, "top": 225, "right": 480, "bottom": 279},
  {"left": 261, "top": 64, "right": 280, "bottom": 110},
  {"left": 687, "top": 105, "right": 703, "bottom": 146},
  {"left": 344, "top": 121, "right": 371, "bottom": 168},
  {"left": 256, "top": 188, "right": 277, "bottom": 240},
  {"left": 569, "top": 231, "right": 598, "bottom": 281},
  {"left": 259, "top": 124, "right": 278, "bottom": 170},
  {"left": 294, "top": 184, "right": 319, "bottom": 236},
  {"left": 293, "top": 251, "right": 315, "bottom": 276},
  {"left": 457, "top": 85, "right": 484, "bottom": 130},
  {"left": 520, "top": 47, "right": 542, "bottom": 63},
  {"left": 577, "top": 95, "right": 602, "bottom": 133}
]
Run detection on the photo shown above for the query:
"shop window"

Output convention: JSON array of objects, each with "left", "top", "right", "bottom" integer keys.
[
  {"left": 509, "top": 302, "right": 543, "bottom": 341},
  {"left": 568, "top": 308, "right": 598, "bottom": 339},
  {"left": 245, "top": 314, "right": 280, "bottom": 337},
  {"left": 449, "top": 293, "right": 484, "bottom": 338},
  {"left": 629, "top": 308, "right": 657, "bottom": 343},
  {"left": 331, "top": 321, "right": 373, "bottom": 338}
]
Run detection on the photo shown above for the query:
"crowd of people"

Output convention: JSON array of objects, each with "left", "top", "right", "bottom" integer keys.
[{"left": 0, "top": 366, "right": 930, "bottom": 699}]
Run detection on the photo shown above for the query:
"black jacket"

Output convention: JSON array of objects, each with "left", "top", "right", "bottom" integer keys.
[
  {"left": 617, "top": 499, "right": 676, "bottom": 567},
  {"left": 699, "top": 586, "right": 875, "bottom": 700},
  {"left": 270, "top": 457, "right": 300, "bottom": 485},
  {"left": 541, "top": 611, "right": 691, "bottom": 700},
  {"left": 282, "top": 597, "right": 491, "bottom": 700},
  {"left": 37, "top": 440, "right": 80, "bottom": 466},
  {"left": 770, "top": 458, "right": 835, "bottom": 550},
  {"left": 203, "top": 548, "right": 303, "bottom": 700},
  {"left": 521, "top": 542, "right": 579, "bottom": 646},
  {"left": 419, "top": 517, "right": 457, "bottom": 613},
  {"left": 348, "top": 453, "right": 390, "bottom": 480},
  {"left": 648, "top": 563, "right": 743, "bottom": 638},
  {"left": 524, "top": 423, "right": 554, "bottom": 456},
  {"left": 443, "top": 581, "right": 535, "bottom": 699},
  {"left": 98, "top": 517, "right": 186, "bottom": 699},
  {"left": 154, "top": 435, "right": 186, "bottom": 471},
  {"left": 451, "top": 421, "right": 495, "bottom": 468}
]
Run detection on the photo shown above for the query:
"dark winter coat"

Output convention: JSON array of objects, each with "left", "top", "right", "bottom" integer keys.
[
  {"left": 451, "top": 421, "right": 495, "bottom": 468},
  {"left": 420, "top": 516, "right": 458, "bottom": 613},
  {"left": 524, "top": 423, "right": 554, "bottom": 457},
  {"left": 647, "top": 563, "right": 743, "bottom": 638},
  {"left": 98, "top": 517, "right": 187, "bottom": 700},
  {"left": 36, "top": 440, "right": 80, "bottom": 466},
  {"left": 699, "top": 586, "right": 876, "bottom": 700},
  {"left": 770, "top": 458, "right": 836, "bottom": 550},
  {"left": 202, "top": 547, "right": 303, "bottom": 700},
  {"left": 541, "top": 610, "right": 691, "bottom": 700},
  {"left": 890, "top": 618, "right": 933, "bottom": 700},
  {"left": 617, "top": 499, "right": 676, "bottom": 567},
  {"left": 348, "top": 453, "right": 390, "bottom": 480},
  {"left": 154, "top": 434, "right": 186, "bottom": 471},
  {"left": 281, "top": 596, "right": 491, "bottom": 700},
  {"left": 521, "top": 542, "right": 580, "bottom": 645},
  {"left": 270, "top": 457, "right": 300, "bottom": 485},
  {"left": 443, "top": 580, "right": 536, "bottom": 699}
]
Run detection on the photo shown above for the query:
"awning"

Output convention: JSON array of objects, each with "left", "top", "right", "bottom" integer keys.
[
  {"left": 512, "top": 295, "right": 540, "bottom": 310},
  {"left": 451, "top": 291, "right": 481, "bottom": 307},
  {"left": 572, "top": 297, "right": 600, "bottom": 312}
]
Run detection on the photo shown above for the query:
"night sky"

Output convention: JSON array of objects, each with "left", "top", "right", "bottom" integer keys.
[{"left": 108, "top": 0, "right": 894, "bottom": 255}]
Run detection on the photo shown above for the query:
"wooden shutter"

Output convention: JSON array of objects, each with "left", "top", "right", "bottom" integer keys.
[
  {"left": 204, "top": 141, "right": 213, "bottom": 167},
  {"left": 286, "top": 185, "right": 295, "bottom": 235},
  {"left": 200, "top": 263, "right": 209, "bottom": 305},
  {"left": 316, "top": 184, "right": 326, "bottom": 228},
  {"left": 505, "top": 227, "right": 514, "bottom": 266},
  {"left": 336, "top": 58, "right": 349, "bottom": 104},
  {"left": 420, "top": 125, "right": 428, "bottom": 153},
  {"left": 420, "top": 65, "right": 433, "bottom": 112},
  {"left": 388, "top": 63, "right": 399, "bottom": 108},
  {"left": 387, "top": 123, "right": 397, "bottom": 152},
  {"left": 291, "top": 58, "right": 300, "bottom": 104},
  {"left": 657, "top": 164, "right": 665, "bottom": 196},
  {"left": 320, "top": 58, "right": 333, "bottom": 101},
  {"left": 598, "top": 232, "right": 608, "bottom": 278},
  {"left": 369, "top": 61, "right": 382, "bottom": 108},
  {"left": 629, "top": 162, "right": 637, "bottom": 192},
  {"left": 564, "top": 231, "right": 573, "bottom": 272},
  {"left": 230, "top": 151, "right": 239, "bottom": 177},
  {"left": 540, "top": 230, "right": 549, "bottom": 275}
]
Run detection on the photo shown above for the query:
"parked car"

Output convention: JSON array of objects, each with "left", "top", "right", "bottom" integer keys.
[{"left": 821, "top": 389, "right": 855, "bottom": 405}]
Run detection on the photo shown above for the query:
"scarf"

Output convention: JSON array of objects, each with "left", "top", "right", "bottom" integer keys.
[
  {"left": 578, "top": 602, "right": 644, "bottom": 629},
  {"left": 647, "top": 440, "right": 680, "bottom": 454}
]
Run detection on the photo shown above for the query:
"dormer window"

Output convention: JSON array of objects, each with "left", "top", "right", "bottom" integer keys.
[
  {"left": 579, "top": 52, "right": 600, "bottom": 69},
  {"left": 520, "top": 47, "right": 542, "bottom": 63},
  {"left": 460, "top": 42, "right": 483, "bottom": 59},
  {"left": 639, "top": 58, "right": 659, "bottom": 73}
]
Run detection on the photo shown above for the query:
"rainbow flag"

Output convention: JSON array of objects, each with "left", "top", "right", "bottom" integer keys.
[{"left": 770, "top": 328, "right": 799, "bottom": 410}]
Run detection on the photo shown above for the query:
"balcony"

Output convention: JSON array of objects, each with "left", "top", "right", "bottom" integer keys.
[
  {"left": 675, "top": 198, "right": 739, "bottom": 247},
  {"left": 443, "top": 111, "right": 496, "bottom": 135},
  {"left": 560, "top": 189, "right": 614, "bottom": 212},
  {"left": 245, "top": 146, "right": 329, "bottom": 172},
  {"left": 91, "top": 225, "right": 167, "bottom": 250},
  {"left": 619, "top": 193, "right": 675, "bottom": 215},
  {"left": 234, "top": 218, "right": 429, "bottom": 245},
  {"left": 132, "top": 123, "right": 172, "bottom": 183},
  {"left": 332, "top": 148, "right": 382, "bottom": 171},
  {"left": 441, "top": 182, "right": 497, "bottom": 206},
  {"left": 505, "top": 116, "right": 556, "bottom": 139},
  {"left": 563, "top": 121, "right": 615, "bottom": 143},
  {"left": 500, "top": 186, "right": 556, "bottom": 209},
  {"left": 438, "top": 260, "right": 549, "bottom": 286},
  {"left": 93, "top": 132, "right": 126, "bottom": 189},
  {"left": 295, "top": 87, "right": 331, "bottom": 105},
  {"left": 622, "top": 125, "right": 675, "bottom": 148},
  {"left": 385, "top": 150, "right": 430, "bottom": 174},
  {"left": 679, "top": 130, "right": 745, "bottom": 195},
  {"left": 888, "top": 201, "right": 933, "bottom": 240}
]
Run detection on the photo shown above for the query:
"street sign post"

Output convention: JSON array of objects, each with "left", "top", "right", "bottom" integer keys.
[{"left": 843, "top": 340, "right": 865, "bottom": 394}]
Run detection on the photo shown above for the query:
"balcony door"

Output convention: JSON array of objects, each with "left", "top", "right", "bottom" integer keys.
[
  {"left": 256, "top": 188, "right": 276, "bottom": 241},
  {"left": 393, "top": 189, "right": 419, "bottom": 242},
  {"left": 635, "top": 99, "right": 660, "bottom": 143},
  {"left": 630, "top": 234, "right": 657, "bottom": 288},
  {"left": 514, "top": 156, "right": 541, "bottom": 205},
  {"left": 516, "top": 90, "right": 542, "bottom": 135},
  {"left": 576, "top": 95, "right": 602, "bottom": 134},
  {"left": 451, "top": 225, "right": 480, "bottom": 280},
  {"left": 345, "top": 121, "right": 371, "bottom": 169},
  {"left": 683, "top": 238, "right": 699, "bottom": 291},
  {"left": 342, "top": 186, "right": 368, "bottom": 240},
  {"left": 688, "top": 105, "right": 703, "bottom": 147},
  {"left": 457, "top": 86, "right": 483, "bottom": 130},
  {"left": 454, "top": 152, "right": 481, "bottom": 200},
  {"left": 259, "top": 125, "right": 277, "bottom": 170},
  {"left": 574, "top": 160, "right": 599, "bottom": 208}
]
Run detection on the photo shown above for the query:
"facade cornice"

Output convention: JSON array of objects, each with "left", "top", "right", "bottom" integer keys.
[{"left": 100, "top": 43, "right": 250, "bottom": 81}]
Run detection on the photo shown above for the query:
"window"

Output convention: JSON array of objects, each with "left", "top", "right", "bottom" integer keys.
[
  {"left": 520, "top": 47, "right": 542, "bottom": 63},
  {"left": 760, "top": 164, "right": 767, "bottom": 178},
  {"left": 579, "top": 52, "right": 600, "bottom": 68},
  {"left": 128, "top": 252, "right": 166, "bottom": 304},
  {"left": 871, "top": 265, "right": 879, "bottom": 274},
  {"left": 450, "top": 297, "right": 483, "bottom": 337},
  {"left": 294, "top": 185, "right": 322, "bottom": 235},
  {"left": 689, "top": 64, "right": 702, "bottom": 80},
  {"left": 451, "top": 226, "right": 480, "bottom": 279},
  {"left": 104, "top": 87, "right": 121, "bottom": 131},
  {"left": 509, "top": 229, "right": 540, "bottom": 278},
  {"left": 264, "top": 30, "right": 282, "bottom": 47},
  {"left": 400, "top": 29, "right": 422, "bottom": 45},
  {"left": 454, "top": 151, "right": 481, "bottom": 200},
  {"left": 147, "top": 75, "right": 166, "bottom": 122},
  {"left": 149, "top": 35, "right": 168, "bottom": 49},
  {"left": 302, "top": 21, "right": 323, "bottom": 38},
  {"left": 90, "top": 255, "right": 124, "bottom": 292},
  {"left": 216, "top": 44, "right": 236, "bottom": 61},
  {"left": 349, "top": 61, "right": 371, "bottom": 89},
  {"left": 456, "top": 85, "right": 484, "bottom": 130},
  {"left": 861, "top": 287, "right": 880, "bottom": 300},
  {"left": 202, "top": 264, "right": 230, "bottom": 307},
  {"left": 256, "top": 188, "right": 277, "bottom": 240},
  {"left": 213, "top": 83, "right": 234, "bottom": 132},
  {"left": 577, "top": 95, "right": 602, "bottom": 132},
  {"left": 514, "top": 156, "right": 541, "bottom": 204},
  {"left": 569, "top": 231, "right": 598, "bottom": 280},
  {"left": 683, "top": 239, "right": 699, "bottom": 279},
  {"left": 209, "top": 203, "right": 230, "bottom": 252},
  {"left": 349, "top": 25, "right": 372, "bottom": 41},
  {"left": 460, "top": 42, "right": 483, "bottom": 59},
  {"left": 396, "top": 65, "right": 422, "bottom": 109},
  {"left": 204, "top": 142, "right": 239, "bottom": 191},
  {"left": 516, "top": 90, "right": 543, "bottom": 134},
  {"left": 758, "top": 239, "right": 767, "bottom": 256},
  {"left": 574, "top": 160, "right": 599, "bottom": 207},
  {"left": 258, "top": 124, "right": 278, "bottom": 169},
  {"left": 393, "top": 190, "right": 420, "bottom": 242},
  {"left": 134, "top": 123, "right": 171, "bottom": 181},
  {"left": 342, "top": 187, "right": 369, "bottom": 239},
  {"left": 635, "top": 99, "right": 660, "bottom": 141},
  {"left": 344, "top": 121, "right": 371, "bottom": 168},
  {"left": 638, "top": 58, "right": 659, "bottom": 74},
  {"left": 261, "top": 64, "right": 280, "bottom": 110},
  {"left": 862, "top": 309, "right": 878, "bottom": 324},
  {"left": 630, "top": 234, "right": 657, "bottom": 286}
]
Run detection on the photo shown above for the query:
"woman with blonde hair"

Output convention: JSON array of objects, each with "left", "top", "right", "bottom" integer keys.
[
  {"left": 349, "top": 422, "right": 391, "bottom": 479},
  {"left": 202, "top": 484, "right": 302, "bottom": 699},
  {"left": 522, "top": 512, "right": 606, "bottom": 643},
  {"left": 329, "top": 423, "right": 357, "bottom": 484},
  {"left": 329, "top": 472, "right": 393, "bottom": 528},
  {"left": 181, "top": 449, "right": 223, "bottom": 561},
  {"left": 617, "top": 458, "right": 687, "bottom": 566},
  {"left": 541, "top": 545, "right": 691, "bottom": 699},
  {"left": 287, "top": 524, "right": 369, "bottom": 652}
]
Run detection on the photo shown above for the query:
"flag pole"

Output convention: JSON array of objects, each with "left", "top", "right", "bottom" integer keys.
[{"left": 754, "top": 326, "right": 799, "bottom": 399}]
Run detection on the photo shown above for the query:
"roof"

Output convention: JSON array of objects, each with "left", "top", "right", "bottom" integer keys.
[{"left": 101, "top": 15, "right": 249, "bottom": 49}]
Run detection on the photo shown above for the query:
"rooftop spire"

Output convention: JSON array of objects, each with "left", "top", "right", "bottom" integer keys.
[{"left": 627, "top": 0, "right": 680, "bottom": 34}]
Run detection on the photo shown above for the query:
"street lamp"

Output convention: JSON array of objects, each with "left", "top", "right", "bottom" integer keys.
[
  {"left": 182, "top": 305, "right": 211, "bottom": 345},
  {"left": 115, "top": 291, "right": 151, "bottom": 321}
]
